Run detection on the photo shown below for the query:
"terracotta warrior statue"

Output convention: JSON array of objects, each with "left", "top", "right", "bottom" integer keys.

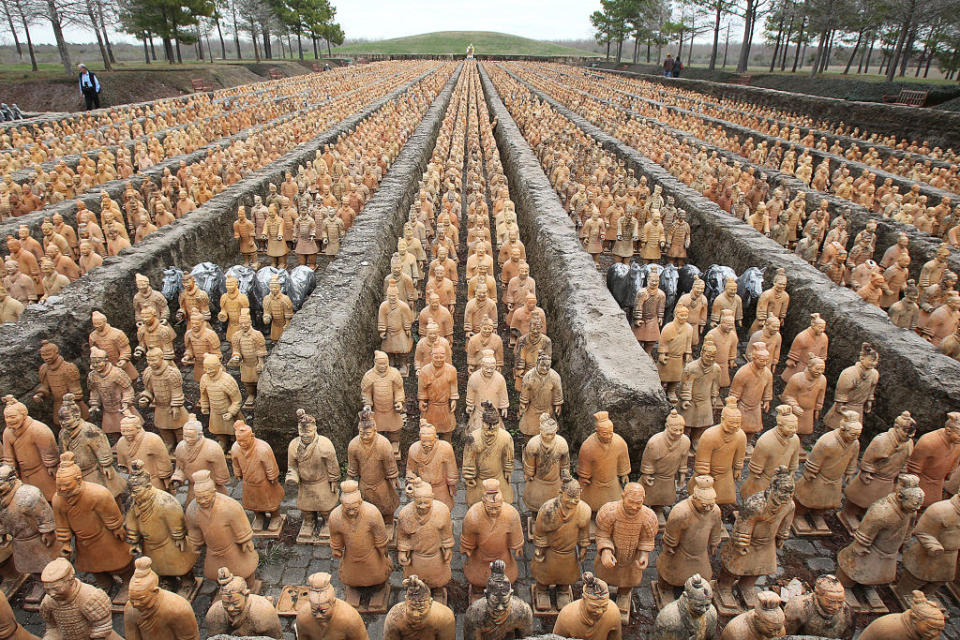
[
  {"left": 897, "top": 491, "right": 960, "bottom": 601},
  {"left": 124, "top": 459, "right": 198, "bottom": 589},
  {"left": 327, "top": 480, "right": 393, "bottom": 608},
  {"left": 522, "top": 414, "right": 571, "bottom": 515},
  {"left": 294, "top": 572, "right": 369, "bottom": 640},
  {"left": 170, "top": 414, "right": 230, "bottom": 504},
  {"left": 518, "top": 352, "right": 563, "bottom": 440},
  {"left": 262, "top": 275, "right": 293, "bottom": 341},
  {"left": 719, "top": 591, "right": 786, "bottom": 640},
  {"left": 842, "top": 410, "right": 915, "bottom": 525},
  {"left": 780, "top": 313, "right": 828, "bottom": 383},
  {"left": 780, "top": 355, "right": 826, "bottom": 438},
  {"left": 578, "top": 411, "right": 631, "bottom": 514},
  {"left": 907, "top": 411, "right": 960, "bottom": 509},
  {"left": 205, "top": 567, "right": 282, "bottom": 638},
  {"left": 652, "top": 574, "right": 718, "bottom": 640},
  {"left": 0, "top": 464, "right": 60, "bottom": 590},
  {"left": 740, "top": 405, "right": 800, "bottom": 499},
  {"left": 406, "top": 421, "right": 458, "bottom": 511},
  {"left": 227, "top": 308, "right": 266, "bottom": 409},
  {"left": 133, "top": 306, "right": 175, "bottom": 362},
  {"left": 678, "top": 337, "right": 722, "bottom": 449},
  {"left": 1, "top": 394, "right": 58, "bottom": 501},
  {"left": 32, "top": 339, "right": 87, "bottom": 427},
  {"left": 199, "top": 353, "right": 243, "bottom": 451},
  {"left": 466, "top": 354, "right": 509, "bottom": 433},
  {"left": 463, "top": 402, "right": 515, "bottom": 507},
  {"left": 87, "top": 345, "right": 139, "bottom": 440},
  {"left": 138, "top": 346, "right": 189, "bottom": 451},
  {"left": 858, "top": 590, "right": 945, "bottom": 640},
  {"left": 657, "top": 304, "right": 694, "bottom": 403},
  {"left": 231, "top": 420, "right": 285, "bottom": 533},
  {"left": 641, "top": 410, "right": 690, "bottom": 523},
  {"left": 347, "top": 408, "right": 400, "bottom": 527},
  {"left": 378, "top": 283, "right": 414, "bottom": 377},
  {"left": 89, "top": 310, "right": 138, "bottom": 382},
  {"left": 185, "top": 469, "right": 259, "bottom": 583},
  {"left": 552, "top": 572, "right": 622, "bottom": 640},
  {"left": 40, "top": 558, "right": 123, "bottom": 640},
  {"left": 463, "top": 559, "right": 534, "bottom": 640},
  {"left": 217, "top": 274, "right": 249, "bottom": 341},
  {"left": 53, "top": 452, "right": 134, "bottom": 596},
  {"left": 836, "top": 474, "right": 924, "bottom": 595},
  {"left": 116, "top": 412, "right": 173, "bottom": 490},
  {"left": 397, "top": 477, "right": 454, "bottom": 596},
  {"left": 728, "top": 343, "right": 773, "bottom": 449},
  {"left": 124, "top": 555, "right": 199, "bottom": 640},
  {"left": 0, "top": 588, "right": 37, "bottom": 640},
  {"left": 384, "top": 574, "right": 456, "bottom": 640},
  {"left": 531, "top": 478, "right": 592, "bottom": 612},
  {"left": 287, "top": 409, "right": 340, "bottom": 542},
  {"left": 57, "top": 393, "right": 126, "bottom": 498},
  {"left": 461, "top": 479, "right": 525, "bottom": 594},
  {"left": 361, "top": 350, "right": 406, "bottom": 459},
  {"left": 793, "top": 412, "right": 861, "bottom": 531},
  {"left": 657, "top": 476, "right": 723, "bottom": 603},
  {"left": 783, "top": 573, "right": 852, "bottom": 639},
  {"left": 181, "top": 310, "right": 220, "bottom": 382},
  {"left": 821, "top": 342, "right": 879, "bottom": 429},
  {"left": 689, "top": 397, "right": 746, "bottom": 506},
  {"left": 715, "top": 466, "right": 795, "bottom": 611},
  {"left": 418, "top": 343, "right": 459, "bottom": 441}
]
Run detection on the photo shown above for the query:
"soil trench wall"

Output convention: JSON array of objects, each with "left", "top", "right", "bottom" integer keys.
[
  {"left": 254, "top": 65, "right": 462, "bottom": 461},
  {"left": 478, "top": 62, "right": 670, "bottom": 462},
  {"left": 0, "top": 69, "right": 435, "bottom": 426},
  {"left": 512, "top": 69, "right": 960, "bottom": 440}
]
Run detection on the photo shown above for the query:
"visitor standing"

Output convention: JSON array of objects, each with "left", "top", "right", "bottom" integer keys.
[
  {"left": 78, "top": 64, "right": 102, "bottom": 111},
  {"left": 663, "top": 54, "right": 675, "bottom": 77}
]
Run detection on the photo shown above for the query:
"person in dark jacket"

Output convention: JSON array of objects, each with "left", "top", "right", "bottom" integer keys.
[
  {"left": 78, "top": 63, "right": 102, "bottom": 110},
  {"left": 663, "top": 54, "right": 674, "bottom": 77}
]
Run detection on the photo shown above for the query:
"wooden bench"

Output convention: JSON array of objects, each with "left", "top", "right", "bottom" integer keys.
[
  {"left": 191, "top": 78, "right": 214, "bottom": 92},
  {"left": 268, "top": 68, "right": 284, "bottom": 80},
  {"left": 881, "top": 89, "right": 929, "bottom": 107}
]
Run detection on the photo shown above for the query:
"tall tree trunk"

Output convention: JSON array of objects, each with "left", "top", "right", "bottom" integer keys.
[
  {"left": 770, "top": 15, "right": 784, "bottom": 72},
  {"left": 709, "top": 2, "right": 722, "bottom": 70},
  {"left": 142, "top": 34, "right": 150, "bottom": 64},
  {"left": 780, "top": 11, "right": 795, "bottom": 71},
  {"left": 633, "top": 35, "right": 640, "bottom": 64},
  {"left": 688, "top": 26, "right": 694, "bottom": 66},
  {"left": 844, "top": 30, "right": 863, "bottom": 74},
  {"left": 886, "top": 6, "right": 912, "bottom": 81},
  {"left": 261, "top": 26, "right": 270, "bottom": 58},
  {"left": 864, "top": 36, "right": 876, "bottom": 73},
  {"left": 915, "top": 42, "right": 927, "bottom": 76},
  {"left": 231, "top": 4, "right": 241, "bottom": 58},
  {"left": 810, "top": 29, "right": 826, "bottom": 77},
  {"left": 923, "top": 43, "right": 934, "bottom": 77},
  {"left": 46, "top": 0, "right": 73, "bottom": 75},
  {"left": 215, "top": 15, "right": 226, "bottom": 59},
  {"left": 616, "top": 36, "right": 623, "bottom": 64},
  {"left": 250, "top": 22, "right": 261, "bottom": 62},
  {"left": 96, "top": 0, "right": 114, "bottom": 63},
  {"left": 87, "top": 2, "right": 111, "bottom": 71},
  {"left": 296, "top": 30, "right": 303, "bottom": 60},
  {"left": 175, "top": 34, "right": 182, "bottom": 64},
  {"left": 162, "top": 36, "right": 174, "bottom": 63},
  {"left": 2, "top": 0, "right": 23, "bottom": 60},
  {"left": 17, "top": 8, "right": 37, "bottom": 71},
  {"left": 645, "top": 40, "right": 650, "bottom": 63},
  {"left": 326, "top": 37, "right": 331, "bottom": 56},
  {"left": 313, "top": 35, "right": 318, "bottom": 59},
  {"left": 149, "top": 34, "right": 157, "bottom": 60},
  {"left": 736, "top": 0, "right": 755, "bottom": 72},
  {"left": 722, "top": 22, "right": 730, "bottom": 68},
  {"left": 791, "top": 17, "right": 805, "bottom": 73},
  {"left": 677, "top": 24, "right": 684, "bottom": 63},
  {"left": 898, "top": 25, "right": 917, "bottom": 77},
  {"left": 196, "top": 25, "right": 204, "bottom": 61}
]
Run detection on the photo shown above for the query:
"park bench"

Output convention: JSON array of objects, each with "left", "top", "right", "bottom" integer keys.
[
  {"left": 881, "top": 89, "right": 929, "bottom": 107},
  {"left": 268, "top": 68, "right": 285, "bottom": 80},
  {"left": 191, "top": 78, "right": 214, "bottom": 92}
]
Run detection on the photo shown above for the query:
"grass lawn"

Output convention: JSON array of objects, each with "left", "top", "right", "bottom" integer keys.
[{"left": 333, "top": 31, "right": 599, "bottom": 57}]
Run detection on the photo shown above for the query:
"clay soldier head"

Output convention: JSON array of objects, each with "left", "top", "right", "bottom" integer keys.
[
  {"left": 2, "top": 393, "right": 29, "bottom": 431},
  {"left": 775, "top": 404, "right": 798, "bottom": 439},
  {"left": 395, "top": 574, "right": 435, "bottom": 629},
  {"left": 216, "top": 567, "right": 253, "bottom": 622},
  {"left": 578, "top": 572, "right": 613, "bottom": 624},
  {"left": 339, "top": 479, "right": 363, "bottom": 520},
  {"left": 41, "top": 557, "right": 82, "bottom": 603},
  {"left": 680, "top": 574, "right": 714, "bottom": 618},
  {"left": 305, "top": 572, "right": 339, "bottom": 623},
  {"left": 766, "top": 465, "right": 796, "bottom": 509},
  {"left": 690, "top": 474, "right": 718, "bottom": 514},
  {"left": 296, "top": 407, "right": 317, "bottom": 445},
  {"left": 743, "top": 591, "right": 787, "bottom": 638},
  {"left": 89, "top": 345, "right": 109, "bottom": 375},
  {"left": 812, "top": 574, "right": 847, "bottom": 620},
  {"left": 862, "top": 590, "right": 945, "bottom": 639},
  {"left": 484, "top": 559, "right": 515, "bottom": 616},
  {"left": 720, "top": 396, "right": 742, "bottom": 435},
  {"left": 127, "top": 556, "right": 163, "bottom": 612},
  {"left": 653, "top": 573, "right": 716, "bottom": 639},
  {"left": 481, "top": 478, "right": 504, "bottom": 519},
  {"left": 358, "top": 406, "right": 378, "bottom": 445},
  {"left": 54, "top": 451, "right": 84, "bottom": 500},
  {"left": 594, "top": 410, "right": 614, "bottom": 443},
  {"left": 203, "top": 352, "right": 223, "bottom": 379},
  {"left": 664, "top": 408, "right": 685, "bottom": 442},
  {"left": 120, "top": 411, "right": 145, "bottom": 444},
  {"left": 374, "top": 350, "right": 389, "bottom": 374}
]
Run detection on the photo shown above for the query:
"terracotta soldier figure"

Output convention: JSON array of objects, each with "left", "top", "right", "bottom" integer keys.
[
  {"left": 634, "top": 269, "right": 666, "bottom": 353},
  {"left": 87, "top": 345, "right": 139, "bottom": 438},
  {"left": 53, "top": 452, "right": 134, "bottom": 595},
  {"left": 40, "top": 558, "right": 123, "bottom": 640},
  {"left": 181, "top": 311, "right": 219, "bottom": 382},
  {"left": 231, "top": 420, "right": 285, "bottom": 533},
  {"left": 199, "top": 353, "right": 243, "bottom": 451},
  {"left": 748, "top": 269, "right": 789, "bottom": 335},
  {"left": 793, "top": 413, "right": 861, "bottom": 533},
  {"left": 531, "top": 478, "right": 592, "bottom": 612},
  {"left": 679, "top": 338, "right": 722, "bottom": 448},
  {"left": 513, "top": 318, "right": 550, "bottom": 389},
  {"left": 234, "top": 206, "right": 258, "bottom": 269},
  {"left": 715, "top": 466, "right": 795, "bottom": 611},
  {"left": 466, "top": 354, "right": 509, "bottom": 433},
  {"left": 640, "top": 407, "right": 689, "bottom": 507},
  {"left": 57, "top": 393, "right": 125, "bottom": 498},
  {"left": 261, "top": 275, "right": 293, "bottom": 341},
  {"left": 783, "top": 574, "right": 852, "bottom": 639},
  {"left": 729, "top": 344, "right": 773, "bottom": 447},
  {"left": 689, "top": 397, "right": 746, "bottom": 506},
  {"left": 0, "top": 464, "right": 60, "bottom": 591},
  {"left": 780, "top": 355, "right": 827, "bottom": 438},
  {"left": 418, "top": 344, "right": 459, "bottom": 441},
  {"left": 467, "top": 318, "right": 503, "bottom": 374},
  {"left": 653, "top": 574, "right": 718, "bottom": 640},
  {"left": 907, "top": 412, "right": 960, "bottom": 509},
  {"left": 185, "top": 469, "right": 259, "bottom": 582},
  {"left": 406, "top": 422, "right": 458, "bottom": 511},
  {"left": 710, "top": 277, "right": 743, "bottom": 329},
  {"left": 705, "top": 311, "right": 738, "bottom": 393},
  {"left": 897, "top": 491, "right": 960, "bottom": 601},
  {"left": 578, "top": 411, "right": 631, "bottom": 514},
  {"left": 227, "top": 309, "right": 266, "bottom": 409},
  {"left": 656, "top": 476, "right": 723, "bottom": 603},
  {"left": 383, "top": 574, "right": 456, "bottom": 640},
  {"left": 552, "top": 572, "right": 622, "bottom": 640},
  {"left": 658, "top": 304, "right": 694, "bottom": 403},
  {"left": 781, "top": 313, "right": 828, "bottom": 382},
  {"left": 32, "top": 340, "right": 87, "bottom": 427},
  {"left": 461, "top": 479, "right": 525, "bottom": 596},
  {"left": 294, "top": 572, "right": 369, "bottom": 640},
  {"left": 138, "top": 346, "right": 188, "bottom": 451},
  {"left": 463, "top": 559, "right": 534, "bottom": 640},
  {"left": 347, "top": 408, "right": 400, "bottom": 527},
  {"left": 205, "top": 567, "right": 282, "bottom": 638},
  {"left": 132, "top": 273, "right": 169, "bottom": 324},
  {"left": 522, "top": 415, "right": 571, "bottom": 515},
  {"left": 462, "top": 403, "right": 515, "bottom": 506},
  {"left": 116, "top": 412, "right": 173, "bottom": 490},
  {"left": 88, "top": 310, "right": 138, "bottom": 381},
  {"left": 821, "top": 342, "right": 879, "bottom": 429},
  {"left": 378, "top": 284, "right": 414, "bottom": 376},
  {"left": 124, "top": 556, "right": 199, "bottom": 640},
  {"left": 361, "top": 351, "right": 406, "bottom": 458},
  {"left": 170, "top": 415, "right": 230, "bottom": 504},
  {"left": 287, "top": 409, "right": 340, "bottom": 542},
  {"left": 175, "top": 274, "right": 210, "bottom": 325},
  {"left": 396, "top": 477, "right": 454, "bottom": 596},
  {"left": 858, "top": 590, "right": 945, "bottom": 640},
  {"left": 217, "top": 274, "right": 249, "bottom": 341},
  {"left": 740, "top": 405, "right": 800, "bottom": 498},
  {"left": 0, "top": 588, "right": 37, "bottom": 639},
  {"left": 328, "top": 480, "right": 393, "bottom": 609},
  {"left": 1, "top": 395, "right": 58, "bottom": 501},
  {"left": 124, "top": 461, "right": 198, "bottom": 589},
  {"left": 518, "top": 352, "right": 562, "bottom": 439},
  {"left": 837, "top": 474, "right": 924, "bottom": 594},
  {"left": 842, "top": 411, "right": 916, "bottom": 525},
  {"left": 719, "top": 591, "right": 786, "bottom": 640}
]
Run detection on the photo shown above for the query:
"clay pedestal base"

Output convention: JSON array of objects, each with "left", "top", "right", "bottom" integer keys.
[
  {"left": 652, "top": 582, "right": 678, "bottom": 611},
  {"left": 277, "top": 585, "right": 309, "bottom": 616},
  {"left": 176, "top": 576, "right": 203, "bottom": 603},
  {"left": 344, "top": 584, "right": 390, "bottom": 614},
  {"left": 837, "top": 510, "right": 862, "bottom": 536},
  {"left": 0, "top": 571, "right": 27, "bottom": 599},
  {"left": 613, "top": 587, "right": 633, "bottom": 624},
  {"left": 712, "top": 580, "right": 753, "bottom": 617},
  {"left": 21, "top": 581, "right": 44, "bottom": 612},
  {"left": 892, "top": 585, "right": 943, "bottom": 612},
  {"left": 945, "top": 580, "right": 960, "bottom": 607},
  {"left": 844, "top": 584, "right": 890, "bottom": 614},
  {"left": 252, "top": 513, "right": 286, "bottom": 539},
  {"left": 532, "top": 584, "right": 573, "bottom": 617},
  {"left": 110, "top": 581, "right": 130, "bottom": 614},
  {"left": 296, "top": 520, "right": 331, "bottom": 545},
  {"left": 791, "top": 511, "right": 833, "bottom": 537}
]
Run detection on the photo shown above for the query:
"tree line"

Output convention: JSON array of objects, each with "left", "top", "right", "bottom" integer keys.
[
  {"left": 0, "top": 0, "right": 344, "bottom": 75},
  {"left": 591, "top": 0, "right": 960, "bottom": 81}
]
